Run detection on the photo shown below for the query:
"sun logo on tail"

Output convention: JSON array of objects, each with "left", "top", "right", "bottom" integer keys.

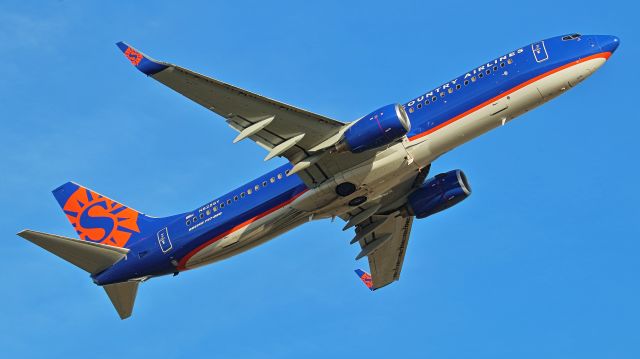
[{"left": 62, "top": 188, "right": 140, "bottom": 247}]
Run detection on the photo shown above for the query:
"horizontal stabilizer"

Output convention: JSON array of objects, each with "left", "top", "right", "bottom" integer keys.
[
  {"left": 103, "top": 281, "right": 139, "bottom": 320},
  {"left": 18, "top": 230, "right": 129, "bottom": 275}
]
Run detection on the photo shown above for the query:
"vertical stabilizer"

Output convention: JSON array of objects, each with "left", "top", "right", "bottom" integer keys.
[
  {"left": 52, "top": 182, "right": 157, "bottom": 249},
  {"left": 103, "top": 281, "right": 139, "bottom": 320}
]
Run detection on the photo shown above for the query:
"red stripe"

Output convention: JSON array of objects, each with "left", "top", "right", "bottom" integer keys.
[
  {"left": 177, "top": 189, "right": 308, "bottom": 270},
  {"left": 408, "top": 52, "right": 611, "bottom": 142}
]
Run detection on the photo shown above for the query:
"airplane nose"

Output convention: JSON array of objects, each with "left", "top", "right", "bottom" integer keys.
[{"left": 597, "top": 35, "right": 620, "bottom": 54}]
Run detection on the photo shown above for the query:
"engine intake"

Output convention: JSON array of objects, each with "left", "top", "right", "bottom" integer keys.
[
  {"left": 407, "top": 170, "right": 471, "bottom": 219},
  {"left": 339, "top": 104, "right": 411, "bottom": 153}
]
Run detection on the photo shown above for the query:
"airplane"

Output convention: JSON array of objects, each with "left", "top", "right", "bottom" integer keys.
[{"left": 18, "top": 33, "right": 619, "bottom": 319}]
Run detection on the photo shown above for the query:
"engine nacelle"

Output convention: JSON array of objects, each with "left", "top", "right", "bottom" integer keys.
[
  {"left": 340, "top": 104, "right": 411, "bottom": 153},
  {"left": 407, "top": 170, "right": 471, "bottom": 219}
]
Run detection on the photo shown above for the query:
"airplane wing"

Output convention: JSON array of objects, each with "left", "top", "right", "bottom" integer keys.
[
  {"left": 351, "top": 212, "right": 414, "bottom": 289},
  {"left": 116, "top": 42, "right": 356, "bottom": 185},
  {"left": 344, "top": 167, "right": 429, "bottom": 290}
]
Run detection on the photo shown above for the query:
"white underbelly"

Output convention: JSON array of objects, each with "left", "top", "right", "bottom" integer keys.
[{"left": 183, "top": 206, "right": 307, "bottom": 269}]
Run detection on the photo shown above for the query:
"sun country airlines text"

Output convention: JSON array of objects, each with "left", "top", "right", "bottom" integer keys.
[{"left": 406, "top": 48, "right": 525, "bottom": 107}]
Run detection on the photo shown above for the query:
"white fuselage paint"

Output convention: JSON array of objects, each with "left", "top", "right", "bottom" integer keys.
[{"left": 184, "top": 58, "right": 606, "bottom": 269}]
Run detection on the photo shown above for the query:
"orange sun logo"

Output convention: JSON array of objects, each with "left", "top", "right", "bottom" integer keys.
[
  {"left": 361, "top": 273, "right": 373, "bottom": 288},
  {"left": 62, "top": 188, "right": 140, "bottom": 247},
  {"left": 124, "top": 47, "right": 143, "bottom": 66}
]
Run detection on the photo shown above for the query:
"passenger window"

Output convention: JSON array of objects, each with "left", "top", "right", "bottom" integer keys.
[
  {"left": 262, "top": 181, "right": 267, "bottom": 187},
  {"left": 277, "top": 173, "right": 283, "bottom": 180},
  {"left": 464, "top": 80, "right": 469, "bottom": 85},
  {"left": 500, "top": 62, "right": 505, "bottom": 68},
  {"left": 233, "top": 195, "right": 238, "bottom": 201},
  {"left": 255, "top": 185, "right": 260, "bottom": 191},
  {"left": 424, "top": 100, "right": 430, "bottom": 105},
  {"left": 285, "top": 170, "right": 290, "bottom": 175},
  {"left": 186, "top": 219, "right": 190, "bottom": 225},
  {"left": 240, "top": 192, "right": 245, "bottom": 198},
  {"left": 485, "top": 69, "right": 491, "bottom": 75},
  {"left": 447, "top": 88, "right": 453, "bottom": 94},
  {"left": 417, "top": 103, "right": 422, "bottom": 109},
  {"left": 247, "top": 188, "right": 252, "bottom": 195},
  {"left": 507, "top": 58, "right": 513, "bottom": 64},
  {"left": 409, "top": 107, "right": 414, "bottom": 113},
  {"left": 471, "top": 76, "right": 476, "bottom": 82},
  {"left": 193, "top": 216, "right": 198, "bottom": 221},
  {"left": 226, "top": 199, "right": 232, "bottom": 205},
  {"left": 431, "top": 96, "right": 437, "bottom": 102},
  {"left": 456, "top": 84, "right": 461, "bottom": 90},
  {"left": 220, "top": 203, "right": 224, "bottom": 208},
  {"left": 440, "top": 92, "right": 445, "bottom": 97},
  {"left": 206, "top": 209, "right": 211, "bottom": 215},
  {"left": 213, "top": 206, "right": 217, "bottom": 212},
  {"left": 478, "top": 73, "right": 484, "bottom": 78}
]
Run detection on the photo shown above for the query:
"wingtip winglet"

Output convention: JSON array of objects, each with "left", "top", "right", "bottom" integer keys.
[
  {"left": 354, "top": 269, "right": 374, "bottom": 291},
  {"left": 115, "top": 41, "right": 168, "bottom": 76}
]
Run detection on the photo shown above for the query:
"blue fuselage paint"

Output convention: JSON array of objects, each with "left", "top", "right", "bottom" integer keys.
[
  {"left": 92, "top": 34, "right": 617, "bottom": 285},
  {"left": 404, "top": 35, "right": 607, "bottom": 140}
]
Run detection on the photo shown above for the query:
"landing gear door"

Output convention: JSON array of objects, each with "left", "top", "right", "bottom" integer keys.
[{"left": 532, "top": 41, "right": 549, "bottom": 63}]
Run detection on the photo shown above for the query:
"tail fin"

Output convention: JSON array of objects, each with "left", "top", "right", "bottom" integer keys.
[
  {"left": 52, "top": 182, "right": 154, "bottom": 248},
  {"left": 354, "top": 269, "right": 374, "bottom": 291}
]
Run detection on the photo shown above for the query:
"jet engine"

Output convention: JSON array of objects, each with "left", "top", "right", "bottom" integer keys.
[
  {"left": 337, "top": 104, "right": 411, "bottom": 153},
  {"left": 407, "top": 170, "right": 471, "bottom": 219}
]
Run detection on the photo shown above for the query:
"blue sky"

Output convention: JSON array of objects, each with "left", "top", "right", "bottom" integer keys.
[{"left": 1, "top": 1, "right": 638, "bottom": 358}]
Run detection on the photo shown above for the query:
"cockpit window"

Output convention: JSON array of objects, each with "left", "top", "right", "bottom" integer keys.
[{"left": 562, "top": 33, "right": 581, "bottom": 41}]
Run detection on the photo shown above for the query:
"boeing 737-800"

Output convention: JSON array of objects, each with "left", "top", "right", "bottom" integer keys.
[{"left": 19, "top": 34, "right": 619, "bottom": 319}]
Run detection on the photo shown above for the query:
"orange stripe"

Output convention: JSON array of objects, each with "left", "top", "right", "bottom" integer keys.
[
  {"left": 408, "top": 52, "right": 611, "bottom": 142},
  {"left": 177, "top": 189, "right": 308, "bottom": 269}
]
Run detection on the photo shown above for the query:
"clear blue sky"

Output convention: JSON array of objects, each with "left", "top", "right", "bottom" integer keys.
[{"left": 1, "top": 1, "right": 638, "bottom": 358}]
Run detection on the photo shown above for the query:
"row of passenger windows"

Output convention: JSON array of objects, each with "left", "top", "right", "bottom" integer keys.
[
  {"left": 407, "top": 58, "right": 514, "bottom": 113},
  {"left": 185, "top": 171, "right": 288, "bottom": 226}
]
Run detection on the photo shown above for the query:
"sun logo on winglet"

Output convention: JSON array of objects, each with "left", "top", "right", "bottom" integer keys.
[
  {"left": 124, "top": 47, "right": 143, "bottom": 66},
  {"left": 360, "top": 272, "right": 373, "bottom": 289},
  {"left": 62, "top": 188, "right": 140, "bottom": 247}
]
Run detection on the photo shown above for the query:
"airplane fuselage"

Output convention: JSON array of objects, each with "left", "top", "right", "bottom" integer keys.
[{"left": 93, "top": 34, "right": 619, "bottom": 285}]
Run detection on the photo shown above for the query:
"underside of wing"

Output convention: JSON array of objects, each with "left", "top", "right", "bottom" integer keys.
[
  {"left": 344, "top": 167, "right": 429, "bottom": 290},
  {"left": 116, "top": 42, "right": 354, "bottom": 185},
  {"left": 352, "top": 213, "right": 414, "bottom": 289}
]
